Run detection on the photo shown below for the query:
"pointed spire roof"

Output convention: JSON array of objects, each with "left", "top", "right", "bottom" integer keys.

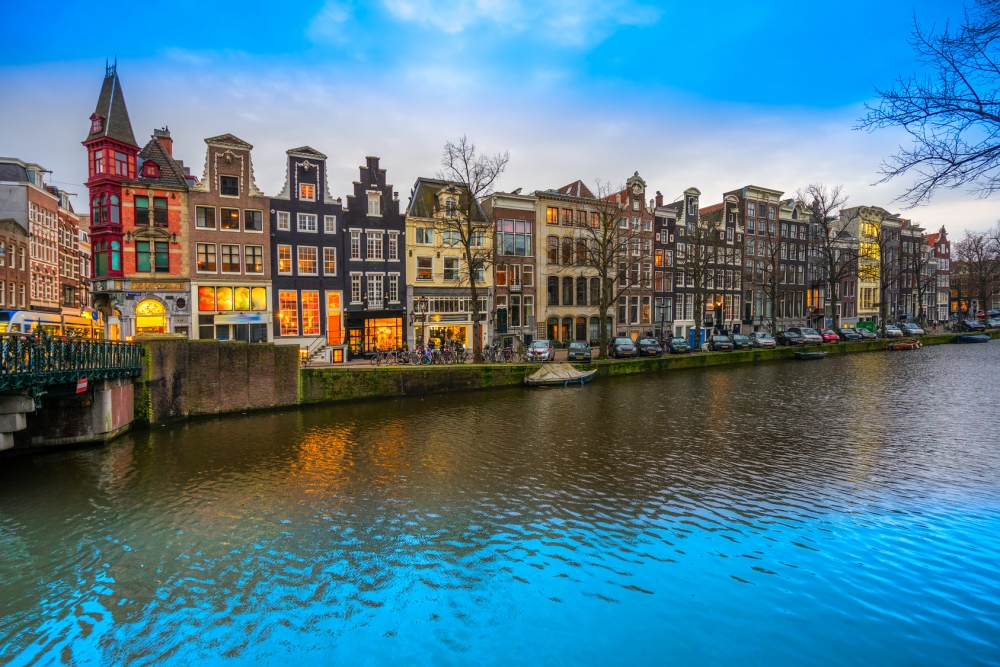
[{"left": 86, "top": 63, "right": 137, "bottom": 147}]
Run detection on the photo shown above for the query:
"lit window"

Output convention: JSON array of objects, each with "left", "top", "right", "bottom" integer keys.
[
  {"left": 301, "top": 291, "right": 320, "bottom": 335},
  {"left": 416, "top": 256, "right": 432, "bottom": 280},
  {"left": 277, "top": 244, "right": 292, "bottom": 275},
  {"left": 300, "top": 184, "right": 315, "bottom": 201},
  {"left": 198, "top": 286, "right": 216, "bottom": 311},
  {"left": 323, "top": 247, "right": 337, "bottom": 276},
  {"left": 197, "top": 243, "right": 216, "bottom": 272},
  {"left": 245, "top": 245, "right": 263, "bottom": 274},
  {"left": 221, "top": 244, "right": 241, "bottom": 273},
  {"left": 220, "top": 208, "right": 240, "bottom": 230},
  {"left": 298, "top": 246, "right": 318, "bottom": 275},
  {"left": 278, "top": 291, "right": 298, "bottom": 335}
]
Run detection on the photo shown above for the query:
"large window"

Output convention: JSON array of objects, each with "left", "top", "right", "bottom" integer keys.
[
  {"left": 245, "top": 245, "right": 263, "bottom": 274},
  {"left": 135, "top": 196, "right": 150, "bottom": 226},
  {"left": 301, "top": 291, "right": 320, "bottom": 335},
  {"left": 547, "top": 276, "right": 558, "bottom": 305},
  {"left": 576, "top": 277, "right": 587, "bottom": 306},
  {"left": 221, "top": 244, "right": 241, "bottom": 273},
  {"left": 367, "top": 232, "right": 383, "bottom": 259},
  {"left": 547, "top": 236, "right": 558, "bottom": 264},
  {"left": 277, "top": 244, "right": 292, "bottom": 275},
  {"left": 197, "top": 243, "right": 216, "bottom": 272},
  {"left": 244, "top": 210, "right": 262, "bottom": 232},
  {"left": 220, "top": 176, "right": 239, "bottom": 197},
  {"left": 327, "top": 292, "right": 343, "bottom": 345},
  {"left": 298, "top": 246, "right": 318, "bottom": 275},
  {"left": 562, "top": 277, "right": 573, "bottom": 305},
  {"left": 416, "top": 256, "right": 432, "bottom": 281},
  {"left": 278, "top": 291, "right": 298, "bottom": 335},
  {"left": 298, "top": 213, "right": 317, "bottom": 233},
  {"left": 323, "top": 247, "right": 337, "bottom": 275},
  {"left": 114, "top": 151, "right": 128, "bottom": 176},
  {"left": 443, "top": 256, "right": 459, "bottom": 281},
  {"left": 152, "top": 197, "right": 167, "bottom": 225},
  {"left": 220, "top": 208, "right": 240, "bottom": 230},
  {"left": 495, "top": 219, "right": 532, "bottom": 256},
  {"left": 136, "top": 241, "right": 169, "bottom": 273}
]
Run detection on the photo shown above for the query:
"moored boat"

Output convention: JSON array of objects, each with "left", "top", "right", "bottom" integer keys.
[
  {"left": 795, "top": 351, "right": 828, "bottom": 360},
  {"left": 954, "top": 334, "right": 991, "bottom": 344},
  {"left": 886, "top": 340, "right": 921, "bottom": 351},
  {"left": 525, "top": 363, "right": 596, "bottom": 387}
]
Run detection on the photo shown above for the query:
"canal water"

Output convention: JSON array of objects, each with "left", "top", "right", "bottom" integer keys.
[{"left": 2, "top": 344, "right": 1000, "bottom": 666}]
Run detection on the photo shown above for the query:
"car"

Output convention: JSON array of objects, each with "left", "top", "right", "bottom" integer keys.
[
  {"left": 636, "top": 338, "right": 663, "bottom": 357},
  {"left": 730, "top": 334, "right": 753, "bottom": 350},
  {"left": 788, "top": 327, "right": 824, "bottom": 345},
  {"left": 777, "top": 330, "right": 807, "bottom": 346},
  {"left": 566, "top": 341, "right": 592, "bottom": 362},
  {"left": 883, "top": 325, "right": 904, "bottom": 338},
  {"left": 709, "top": 335, "right": 734, "bottom": 351},
  {"left": 837, "top": 327, "right": 863, "bottom": 342},
  {"left": 958, "top": 319, "right": 986, "bottom": 332},
  {"left": 819, "top": 329, "right": 840, "bottom": 343},
  {"left": 666, "top": 337, "right": 691, "bottom": 354},
  {"left": 609, "top": 337, "right": 636, "bottom": 359},
  {"left": 856, "top": 328, "right": 877, "bottom": 340},
  {"left": 749, "top": 332, "right": 776, "bottom": 348},
  {"left": 986, "top": 318, "right": 1000, "bottom": 329},
  {"left": 526, "top": 339, "right": 555, "bottom": 362},
  {"left": 900, "top": 323, "right": 925, "bottom": 336}
]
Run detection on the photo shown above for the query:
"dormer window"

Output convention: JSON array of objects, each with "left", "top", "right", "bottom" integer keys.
[
  {"left": 143, "top": 161, "right": 160, "bottom": 178},
  {"left": 300, "top": 184, "right": 315, "bottom": 201},
  {"left": 90, "top": 114, "right": 103, "bottom": 134},
  {"left": 445, "top": 197, "right": 457, "bottom": 218}
]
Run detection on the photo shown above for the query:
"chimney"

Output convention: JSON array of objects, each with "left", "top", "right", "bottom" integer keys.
[
  {"left": 655, "top": 191, "right": 663, "bottom": 207},
  {"left": 153, "top": 126, "right": 172, "bottom": 157}
]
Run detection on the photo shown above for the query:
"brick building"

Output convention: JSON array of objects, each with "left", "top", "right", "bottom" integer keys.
[
  {"left": 0, "top": 217, "right": 30, "bottom": 314},
  {"left": 925, "top": 226, "right": 951, "bottom": 323},
  {"left": 482, "top": 189, "right": 537, "bottom": 347},
  {"left": 657, "top": 187, "right": 701, "bottom": 339}
]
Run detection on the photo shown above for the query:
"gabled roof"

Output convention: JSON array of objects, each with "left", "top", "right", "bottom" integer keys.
[
  {"left": 86, "top": 67, "right": 137, "bottom": 147},
  {"left": 205, "top": 134, "right": 253, "bottom": 150},
  {"left": 554, "top": 180, "right": 595, "bottom": 199},
  {"left": 407, "top": 177, "right": 487, "bottom": 222},
  {"left": 136, "top": 138, "right": 190, "bottom": 190},
  {"left": 287, "top": 146, "right": 327, "bottom": 159}
]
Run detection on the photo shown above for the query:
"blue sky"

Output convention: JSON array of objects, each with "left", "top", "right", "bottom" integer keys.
[{"left": 1, "top": 0, "right": 994, "bottom": 231}]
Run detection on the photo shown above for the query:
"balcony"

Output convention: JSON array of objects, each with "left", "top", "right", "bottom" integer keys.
[
  {"left": 367, "top": 299, "right": 383, "bottom": 310},
  {"left": 509, "top": 280, "right": 522, "bottom": 292}
]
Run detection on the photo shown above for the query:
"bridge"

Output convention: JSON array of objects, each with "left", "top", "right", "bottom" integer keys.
[{"left": 0, "top": 333, "right": 143, "bottom": 450}]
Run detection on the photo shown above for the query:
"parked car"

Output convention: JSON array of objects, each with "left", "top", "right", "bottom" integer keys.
[
  {"left": 837, "top": 327, "right": 863, "bottom": 341},
  {"left": 819, "top": 329, "right": 840, "bottom": 343},
  {"left": 566, "top": 341, "right": 592, "bottom": 362},
  {"left": 856, "top": 328, "right": 877, "bottom": 340},
  {"left": 749, "top": 332, "right": 776, "bottom": 348},
  {"left": 900, "top": 323, "right": 925, "bottom": 336},
  {"left": 609, "top": 337, "right": 637, "bottom": 359},
  {"left": 958, "top": 319, "right": 986, "bottom": 332},
  {"left": 526, "top": 339, "right": 555, "bottom": 362},
  {"left": 709, "top": 335, "right": 735, "bottom": 351},
  {"left": 788, "top": 327, "right": 824, "bottom": 344},
  {"left": 636, "top": 338, "right": 663, "bottom": 357},
  {"left": 731, "top": 334, "right": 753, "bottom": 350},
  {"left": 666, "top": 337, "right": 691, "bottom": 354},
  {"left": 986, "top": 317, "right": 1000, "bottom": 329},
  {"left": 883, "top": 324, "right": 904, "bottom": 338},
  {"left": 777, "top": 330, "right": 807, "bottom": 346}
]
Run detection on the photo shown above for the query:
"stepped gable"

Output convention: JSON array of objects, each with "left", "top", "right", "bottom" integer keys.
[{"left": 85, "top": 66, "right": 137, "bottom": 146}]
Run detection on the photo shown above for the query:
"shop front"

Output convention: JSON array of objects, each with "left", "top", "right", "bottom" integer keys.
[
  {"left": 195, "top": 283, "right": 271, "bottom": 342},
  {"left": 345, "top": 313, "right": 405, "bottom": 358}
]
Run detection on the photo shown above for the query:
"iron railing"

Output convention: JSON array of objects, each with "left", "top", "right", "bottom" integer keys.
[{"left": 0, "top": 333, "right": 143, "bottom": 394}]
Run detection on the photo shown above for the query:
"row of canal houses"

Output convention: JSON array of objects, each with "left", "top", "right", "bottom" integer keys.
[{"left": 81, "top": 66, "right": 955, "bottom": 360}]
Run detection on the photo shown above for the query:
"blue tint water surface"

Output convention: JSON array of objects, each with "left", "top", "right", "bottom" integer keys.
[{"left": 2, "top": 343, "right": 999, "bottom": 665}]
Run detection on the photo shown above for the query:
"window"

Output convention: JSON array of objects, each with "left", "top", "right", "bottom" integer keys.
[
  {"left": 220, "top": 208, "right": 240, "bottom": 230},
  {"left": 244, "top": 210, "right": 262, "bottom": 232},
  {"left": 93, "top": 150, "right": 103, "bottom": 174},
  {"left": 134, "top": 196, "right": 150, "bottom": 226},
  {"left": 299, "top": 184, "right": 315, "bottom": 201},
  {"left": 780, "top": 223, "right": 787, "bottom": 237},
  {"left": 350, "top": 231, "right": 361, "bottom": 259},
  {"left": 547, "top": 207, "right": 559, "bottom": 225},
  {"left": 278, "top": 291, "right": 298, "bottom": 336},
  {"left": 576, "top": 277, "right": 587, "bottom": 305},
  {"left": 152, "top": 197, "right": 167, "bottom": 225},
  {"left": 545, "top": 276, "right": 559, "bottom": 306},
  {"left": 441, "top": 230, "right": 459, "bottom": 246},
  {"left": 114, "top": 151, "right": 128, "bottom": 176},
  {"left": 748, "top": 219, "right": 755, "bottom": 235},
  {"left": 471, "top": 231, "right": 485, "bottom": 247},
  {"left": 197, "top": 206, "right": 215, "bottom": 229},
  {"left": 417, "top": 257, "right": 433, "bottom": 281},
  {"left": 220, "top": 176, "right": 239, "bottom": 197},
  {"left": 642, "top": 296, "right": 651, "bottom": 323},
  {"left": 561, "top": 238, "right": 572, "bottom": 265},
  {"left": 769, "top": 206, "right": 776, "bottom": 220},
  {"left": 351, "top": 274, "right": 362, "bottom": 303},
  {"left": 277, "top": 244, "right": 292, "bottom": 275},
  {"left": 643, "top": 239, "right": 652, "bottom": 256},
  {"left": 323, "top": 247, "right": 337, "bottom": 275},
  {"left": 277, "top": 211, "right": 290, "bottom": 231},
  {"left": 561, "top": 209, "right": 573, "bottom": 225},
  {"left": 642, "top": 263, "right": 652, "bottom": 288},
  {"left": 748, "top": 202, "right": 756, "bottom": 217},
  {"left": 562, "top": 277, "right": 573, "bottom": 305},
  {"left": 198, "top": 286, "right": 217, "bottom": 311},
  {"left": 388, "top": 274, "right": 399, "bottom": 303},
  {"left": 547, "top": 236, "right": 559, "bottom": 264},
  {"left": 618, "top": 297, "right": 627, "bottom": 324},
  {"left": 298, "top": 246, "right": 318, "bottom": 275},
  {"left": 245, "top": 245, "right": 263, "bottom": 274},
  {"left": 298, "top": 213, "right": 317, "bottom": 233},
  {"left": 416, "top": 228, "right": 433, "bottom": 244},
  {"left": 367, "top": 192, "right": 381, "bottom": 216},
  {"left": 324, "top": 215, "right": 336, "bottom": 234},
  {"left": 301, "top": 291, "right": 320, "bottom": 335},
  {"left": 388, "top": 233, "right": 398, "bottom": 260},
  {"left": 197, "top": 243, "right": 216, "bottom": 272},
  {"left": 444, "top": 197, "right": 457, "bottom": 217},
  {"left": 0, "top": 281, "right": 4, "bottom": 305},
  {"left": 726, "top": 228, "right": 733, "bottom": 243},
  {"left": 221, "top": 244, "right": 241, "bottom": 273},
  {"left": 444, "top": 257, "right": 459, "bottom": 281},
  {"left": 523, "top": 264, "right": 533, "bottom": 287},
  {"left": 367, "top": 232, "right": 383, "bottom": 259}
]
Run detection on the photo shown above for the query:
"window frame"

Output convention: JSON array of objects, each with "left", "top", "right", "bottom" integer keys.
[
  {"left": 219, "top": 175, "right": 240, "bottom": 197},
  {"left": 220, "top": 243, "right": 241, "bottom": 274},
  {"left": 196, "top": 242, "right": 217, "bottom": 273},
  {"left": 297, "top": 245, "right": 319, "bottom": 276}
]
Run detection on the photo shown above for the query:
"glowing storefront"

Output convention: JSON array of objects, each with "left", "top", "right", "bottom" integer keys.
[
  {"left": 197, "top": 285, "right": 270, "bottom": 342},
  {"left": 135, "top": 299, "right": 167, "bottom": 335}
]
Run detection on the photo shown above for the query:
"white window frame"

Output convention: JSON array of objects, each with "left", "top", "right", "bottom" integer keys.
[
  {"left": 324, "top": 215, "right": 336, "bottom": 234},
  {"left": 350, "top": 273, "right": 362, "bottom": 304},
  {"left": 298, "top": 213, "right": 318, "bottom": 233},
  {"left": 323, "top": 247, "right": 337, "bottom": 276},
  {"left": 277, "top": 244, "right": 293, "bottom": 276},
  {"left": 350, "top": 229, "right": 361, "bottom": 260},
  {"left": 220, "top": 243, "right": 241, "bottom": 275},
  {"left": 416, "top": 255, "right": 433, "bottom": 281},
  {"left": 388, "top": 232, "right": 399, "bottom": 261},
  {"left": 297, "top": 245, "right": 318, "bottom": 276},
  {"left": 277, "top": 211, "right": 290, "bottom": 231},
  {"left": 299, "top": 183, "right": 316, "bottom": 201},
  {"left": 367, "top": 191, "right": 382, "bottom": 217},
  {"left": 366, "top": 230, "right": 384, "bottom": 260},
  {"left": 388, "top": 273, "right": 400, "bottom": 303}
]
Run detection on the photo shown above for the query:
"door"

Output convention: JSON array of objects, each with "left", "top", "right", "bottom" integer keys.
[
  {"left": 327, "top": 291, "right": 343, "bottom": 345},
  {"left": 575, "top": 317, "right": 586, "bottom": 341}
]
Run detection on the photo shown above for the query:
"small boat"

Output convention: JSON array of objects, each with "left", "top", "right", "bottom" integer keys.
[
  {"left": 886, "top": 339, "right": 921, "bottom": 351},
  {"left": 954, "top": 334, "right": 991, "bottom": 344},
  {"left": 795, "top": 350, "right": 828, "bottom": 360},
  {"left": 525, "top": 363, "right": 596, "bottom": 387}
]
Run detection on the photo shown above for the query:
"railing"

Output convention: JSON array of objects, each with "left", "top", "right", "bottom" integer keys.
[
  {"left": 0, "top": 332, "right": 144, "bottom": 394},
  {"left": 509, "top": 281, "right": 522, "bottom": 292},
  {"left": 367, "top": 299, "right": 384, "bottom": 310}
]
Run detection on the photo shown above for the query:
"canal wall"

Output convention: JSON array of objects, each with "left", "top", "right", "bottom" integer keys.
[{"left": 133, "top": 338, "right": 300, "bottom": 427}]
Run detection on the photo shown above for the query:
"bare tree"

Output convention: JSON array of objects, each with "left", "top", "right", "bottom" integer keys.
[
  {"left": 438, "top": 136, "right": 509, "bottom": 363},
  {"left": 675, "top": 208, "right": 724, "bottom": 348},
  {"left": 876, "top": 223, "right": 905, "bottom": 335},
  {"left": 572, "top": 181, "right": 642, "bottom": 359},
  {"left": 799, "top": 184, "right": 853, "bottom": 328},
  {"left": 857, "top": 1, "right": 1000, "bottom": 205},
  {"left": 955, "top": 222, "right": 1000, "bottom": 317},
  {"left": 749, "top": 218, "right": 782, "bottom": 332},
  {"left": 909, "top": 239, "right": 938, "bottom": 327}
]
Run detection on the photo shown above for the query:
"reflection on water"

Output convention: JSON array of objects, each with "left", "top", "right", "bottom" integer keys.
[{"left": 2, "top": 343, "right": 1000, "bottom": 665}]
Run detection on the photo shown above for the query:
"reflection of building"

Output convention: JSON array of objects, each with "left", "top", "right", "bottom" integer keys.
[
  {"left": 405, "top": 177, "right": 490, "bottom": 350},
  {"left": 189, "top": 134, "right": 271, "bottom": 342},
  {"left": 270, "top": 146, "right": 345, "bottom": 362},
  {"left": 342, "top": 157, "right": 406, "bottom": 356},
  {"left": 482, "top": 189, "right": 536, "bottom": 347}
]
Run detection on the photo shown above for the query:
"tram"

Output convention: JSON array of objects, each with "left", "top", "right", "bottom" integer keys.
[{"left": 0, "top": 310, "right": 106, "bottom": 339}]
